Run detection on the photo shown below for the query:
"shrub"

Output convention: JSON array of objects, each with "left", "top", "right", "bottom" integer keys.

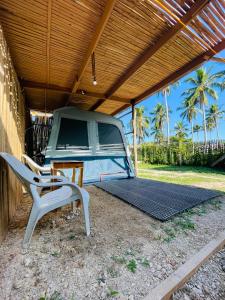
[{"left": 134, "top": 142, "right": 225, "bottom": 167}]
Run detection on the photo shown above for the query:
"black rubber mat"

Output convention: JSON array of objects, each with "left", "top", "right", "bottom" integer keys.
[{"left": 95, "top": 178, "right": 221, "bottom": 221}]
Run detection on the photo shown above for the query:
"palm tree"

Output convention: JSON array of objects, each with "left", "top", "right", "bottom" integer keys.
[
  {"left": 174, "top": 121, "right": 188, "bottom": 166},
  {"left": 193, "top": 124, "right": 201, "bottom": 143},
  {"left": 151, "top": 126, "right": 164, "bottom": 144},
  {"left": 206, "top": 116, "right": 215, "bottom": 140},
  {"left": 183, "top": 68, "right": 225, "bottom": 145},
  {"left": 150, "top": 103, "right": 166, "bottom": 136},
  {"left": 178, "top": 97, "right": 199, "bottom": 149},
  {"left": 206, "top": 104, "right": 225, "bottom": 141},
  {"left": 174, "top": 121, "right": 188, "bottom": 142},
  {"left": 159, "top": 82, "right": 178, "bottom": 145},
  {"left": 134, "top": 106, "right": 150, "bottom": 144}
]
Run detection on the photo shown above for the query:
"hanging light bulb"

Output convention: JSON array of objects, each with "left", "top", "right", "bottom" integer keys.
[{"left": 92, "top": 52, "right": 97, "bottom": 86}]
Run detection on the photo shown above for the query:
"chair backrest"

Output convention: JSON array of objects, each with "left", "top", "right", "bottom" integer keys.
[
  {"left": 22, "top": 154, "right": 41, "bottom": 175},
  {"left": 0, "top": 152, "right": 38, "bottom": 191}
]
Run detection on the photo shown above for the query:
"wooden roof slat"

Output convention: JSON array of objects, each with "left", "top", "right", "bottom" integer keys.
[
  {"left": 200, "top": 11, "right": 225, "bottom": 40},
  {"left": 2, "top": 0, "right": 225, "bottom": 115},
  {"left": 209, "top": 4, "right": 225, "bottom": 28},
  {"left": 46, "top": 0, "right": 52, "bottom": 84},
  {"left": 68, "top": 0, "right": 117, "bottom": 98},
  {"left": 212, "top": 0, "right": 225, "bottom": 19},
  {"left": 92, "top": 0, "right": 210, "bottom": 111},
  {"left": 133, "top": 39, "right": 225, "bottom": 104}
]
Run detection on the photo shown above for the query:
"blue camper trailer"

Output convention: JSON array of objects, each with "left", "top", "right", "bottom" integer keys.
[{"left": 44, "top": 107, "right": 134, "bottom": 184}]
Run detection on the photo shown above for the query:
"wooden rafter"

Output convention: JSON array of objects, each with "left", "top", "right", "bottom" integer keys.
[
  {"left": 91, "top": 0, "right": 210, "bottom": 111},
  {"left": 21, "top": 80, "right": 71, "bottom": 93},
  {"left": 67, "top": 0, "right": 117, "bottom": 105},
  {"left": 210, "top": 57, "right": 225, "bottom": 63},
  {"left": 133, "top": 39, "right": 225, "bottom": 104},
  {"left": 88, "top": 99, "right": 105, "bottom": 111},
  {"left": 21, "top": 80, "right": 130, "bottom": 104},
  {"left": 111, "top": 104, "right": 131, "bottom": 116}
]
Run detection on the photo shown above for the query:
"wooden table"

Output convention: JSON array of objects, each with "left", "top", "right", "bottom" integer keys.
[{"left": 51, "top": 160, "right": 84, "bottom": 209}]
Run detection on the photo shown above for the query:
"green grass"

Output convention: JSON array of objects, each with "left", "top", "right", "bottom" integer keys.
[
  {"left": 107, "top": 288, "right": 119, "bottom": 298},
  {"left": 138, "top": 163, "right": 225, "bottom": 176},
  {"left": 138, "top": 164, "right": 225, "bottom": 192},
  {"left": 137, "top": 164, "right": 225, "bottom": 242},
  {"left": 126, "top": 259, "right": 137, "bottom": 273},
  {"left": 111, "top": 255, "right": 127, "bottom": 264}
]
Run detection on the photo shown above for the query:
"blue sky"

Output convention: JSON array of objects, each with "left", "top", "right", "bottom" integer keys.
[{"left": 118, "top": 50, "right": 225, "bottom": 143}]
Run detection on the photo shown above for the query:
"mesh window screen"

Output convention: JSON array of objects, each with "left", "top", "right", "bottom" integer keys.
[
  {"left": 57, "top": 118, "right": 89, "bottom": 150},
  {"left": 98, "top": 123, "right": 124, "bottom": 151}
]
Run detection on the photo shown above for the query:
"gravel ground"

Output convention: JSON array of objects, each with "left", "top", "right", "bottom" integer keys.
[
  {"left": 173, "top": 248, "right": 225, "bottom": 300},
  {"left": 0, "top": 185, "right": 225, "bottom": 300}
]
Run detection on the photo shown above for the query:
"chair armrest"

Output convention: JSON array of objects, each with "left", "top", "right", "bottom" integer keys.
[
  {"left": 35, "top": 175, "right": 69, "bottom": 187},
  {"left": 38, "top": 166, "right": 51, "bottom": 173},
  {"left": 36, "top": 180, "right": 85, "bottom": 198}
]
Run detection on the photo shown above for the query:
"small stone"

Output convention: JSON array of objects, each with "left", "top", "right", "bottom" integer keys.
[
  {"left": 13, "top": 280, "right": 22, "bottom": 289},
  {"left": 64, "top": 282, "right": 69, "bottom": 289},
  {"left": 203, "top": 286, "right": 210, "bottom": 295},
  {"left": 100, "top": 291, "right": 107, "bottom": 298},
  {"left": 128, "top": 295, "right": 134, "bottom": 300},
  {"left": 183, "top": 294, "right": 191, "bottom": 300},
  {"left": 156, "top": 265, "right": 162, "bottom": 271},
  {"left": 99, "top": 280, "right": 106, "bottom": 287},
  {"left": 118, "top": 295, "right": 128, "bottom": 300},
  {"left": 23, "top": 257, "right": 33, "bottom": 267}
]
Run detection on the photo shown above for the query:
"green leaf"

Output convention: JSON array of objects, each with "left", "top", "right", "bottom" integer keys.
[{"left": 127, "top": 259, "right": 137, "bottom": 273}]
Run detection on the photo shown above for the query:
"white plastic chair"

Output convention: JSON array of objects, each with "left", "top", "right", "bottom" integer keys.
[
  {"left": 22, "top": 154, "right": 51, "bottom": 175},
  {"left": 0, "top": 152, "right": 90, "bottom": 248},
  {"left": 22, "top": 154, "right": 64, "bottom": 177}
]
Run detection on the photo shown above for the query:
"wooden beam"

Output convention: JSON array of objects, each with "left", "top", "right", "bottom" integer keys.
[
  {"left": 73, "top": 91, "right": 130, "bottom": 103},
  {"left": 68, "top": 0, "right": 117, "bottom": 101},
  {"left": 21, "top": 80, "right": 130, "bottom": 104},
  {"left": 21, "top": 80, "right": 71, "bottom": 93},
  {"left": 103, "top": 0, "right": 210, "bottom": 99},
  {"left": 111, "top": 104, "right": 131, "bottom": 116},
  {"left": 210, "top": 57, "right": 225, "bottom": 63},
  {"left": 134, "top": 39, "right": 225, "bottom": 104},
  {"left": 88, "top": 99, "right": 105, "bottom": 111},
  {"left": 144, "top": 230, "right": 225, "bottom": 300}
]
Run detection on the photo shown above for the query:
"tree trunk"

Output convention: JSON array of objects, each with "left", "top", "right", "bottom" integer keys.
[
  {"left": 164, "top": 91, "right": 170, "bottom": 145},
  {"left": 202, "top": 101, "right": 207, "bottom": 147},
  {"left": 215, "top": 118, "right": 219, "bottom": 146},
  {"left": 191, "top": 120, "right": 194, "bottom": 154},
  {"left": 132, "top": 105, "right": 138, "bottom": 176}
]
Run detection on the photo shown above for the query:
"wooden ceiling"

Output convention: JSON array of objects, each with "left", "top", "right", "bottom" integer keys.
[{"left": 1, "top": 0, "right": 225, "bottom": 115}]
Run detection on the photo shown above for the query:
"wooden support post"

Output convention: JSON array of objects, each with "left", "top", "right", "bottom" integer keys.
[{"left": 132, "top": 104, "right": 138, "bottom": 176}]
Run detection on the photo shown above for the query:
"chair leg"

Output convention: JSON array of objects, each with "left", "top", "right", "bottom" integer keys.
[
  {"left": 82, "top": 196, "right": 90, "bottom": 236},
  {"left": 22, "top": 204, "right": 40, "bottom": 248}
]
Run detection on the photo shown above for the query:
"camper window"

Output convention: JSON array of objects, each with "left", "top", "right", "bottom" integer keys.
[
  {"left": 98, "top": 122, "right": 124, "bottom": 151},
  {"left": 56, "top": 118, "right": 89, "bottom": 150}
]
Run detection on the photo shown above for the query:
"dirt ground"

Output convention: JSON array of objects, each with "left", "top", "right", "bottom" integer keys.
[{"left": 0, "top": 185, "right": 225, "bottom": 300}]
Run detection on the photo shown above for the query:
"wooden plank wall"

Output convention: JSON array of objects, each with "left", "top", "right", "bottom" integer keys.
[{"left": 0, "top": 25, "right": 25, "bottom": 243}]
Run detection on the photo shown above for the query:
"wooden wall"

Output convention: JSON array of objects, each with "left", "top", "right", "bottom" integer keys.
[{"left": 0, "top": 25, "right": 25, "bottom": 243}]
